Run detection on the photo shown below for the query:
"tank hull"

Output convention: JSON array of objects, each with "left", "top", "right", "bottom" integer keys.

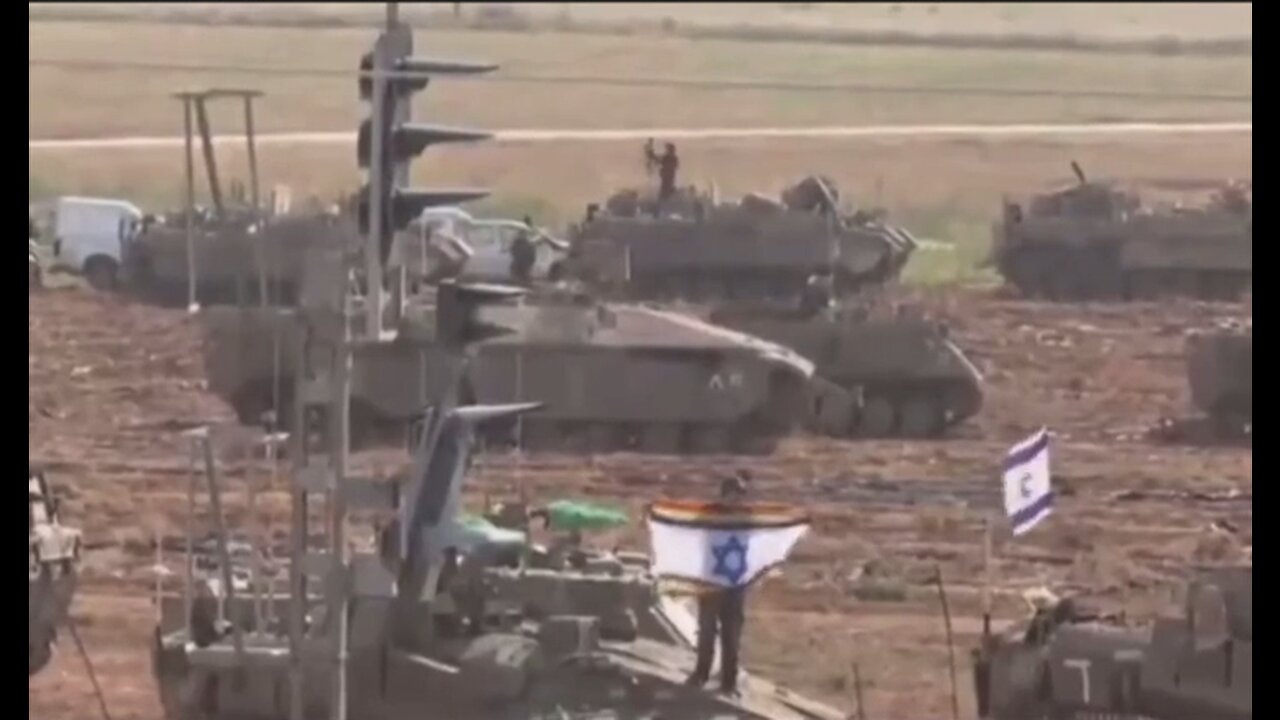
[
  {"left": 973, "top": 568, "right": 1252, "bottom": 720},
  {"left": 201, "top": 301, "right": 815, "bottom": 455},
  {"left": 152, "top": 554, "right": 847, "bottom": 720},
  {"left": 709, "top": 304, "right": 984, "bottom": 440},
  {"left": 568, "top": 181, "right": 917, "bottom": 302},
  {"left": 123, "top": 213, "right": 358, "bottom": 307},
  {"left": 991, "top": 182, "right": 1252, "bottom": 302}
]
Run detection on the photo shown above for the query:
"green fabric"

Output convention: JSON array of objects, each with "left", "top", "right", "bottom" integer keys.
[
  {"left": 457, "top": 514, "right": 527, "bottom": 549},
  {"left": 543, "top": 500, "right": 629, "bottom": 531}
]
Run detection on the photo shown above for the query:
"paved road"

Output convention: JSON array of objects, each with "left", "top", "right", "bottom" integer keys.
[{"left": 28, "top": 121, "right": 1252, "bottom": 151}]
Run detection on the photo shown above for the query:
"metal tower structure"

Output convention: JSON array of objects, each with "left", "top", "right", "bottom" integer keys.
[{"left": 286, "top": 5, "right": 498, "bottom": 719}]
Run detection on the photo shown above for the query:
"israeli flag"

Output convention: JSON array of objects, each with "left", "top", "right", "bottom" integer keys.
[{"left": 1002, "top": 428, "right": 1053, "bottom": 536}]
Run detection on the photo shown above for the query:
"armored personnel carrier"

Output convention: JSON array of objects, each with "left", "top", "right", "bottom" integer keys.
[
  {"left": 989, "top": 163, "right": 1252, "bottom": 301},
  {"left": 29, "top": 466, "right": 83, "bottom": 676},
  {"left": 567, "top": 176, "right": 918, "bottom": 301},
  {"left": 972, "top": 567, "right": 1252, "bottom": 720},
  {"left": 1186, "top": 322, "right": 1252, "bottom": 438},
  {"left": 114, "top": 88, "right": 370, "bottom": 308},
  {"left": 201, "top": 288, "right": 815, "bottom": 455},
  {"left": 151, "top": 379, "right": 847, "bottom": 720},
  {"left": 708, "top": 301, "right": 984, "bottom": 439},
  {"left": 125, "top": 207, "right": 356, "bottom": 307}
]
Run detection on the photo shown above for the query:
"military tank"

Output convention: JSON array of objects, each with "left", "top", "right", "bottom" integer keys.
[
  {"left": 1185, "top": 322, "right": 1252, "bottom": 438},
  {"left": 708, "top": 301, "right": 984, "bottom": 439},
  {"left": 972, "top": 567, "right": 1252, "bottom": 720},
  {"left": 989, "top": 163, "right": 1252, "bottom": 302},
  {"left": 29, "top": 465, "right": 83, "bottom": 676},
  {"left": 201, "top": 288, "right": 815, "bottom": 456},
  {"left": 152, "top": 373, "right": 847, "bottom": 720},
  {"left": 566, "top": 176, "right": 918, "bottom": 301},
  {"left": 154, "top": 556, "right": 847, "bottom": 720}
]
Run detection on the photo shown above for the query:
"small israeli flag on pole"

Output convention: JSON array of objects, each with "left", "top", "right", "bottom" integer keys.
[{"left": 1001, "top": 427, "right": 1054, "bottom": 536}]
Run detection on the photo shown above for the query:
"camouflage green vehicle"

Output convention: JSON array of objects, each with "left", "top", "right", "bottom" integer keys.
[
  {"left": 973, "top": 567, "right": 1252, "bottom": 720},
  {"left": 989, "top": 164, "right": 1251, "bottom": 302},
  {"left": 201, "top": 288, "right": 815, "bottom": 455},
  {"left": 1186, "top": 323, "right": 1252, "bottom": 438},
  {"left": 154, "top": 582, "right": 847, "bottom": 720},
  {"left": 152, "top": 374, "right": 847, "bottom": 720},
  {"left": 112, "top": 88, "right": 364, "bottom": 308},
  {"left": 29, "top": 466, "right": 83, "bottom": 676},
  {"left": 567, "top": 176, "right": 917, "bottom": 301},
  {"left": 708, "top": 301, "right": 984, "bottom": 439},
  {"left": 124, "top": 207, "right": 357, "bottom": 307}
]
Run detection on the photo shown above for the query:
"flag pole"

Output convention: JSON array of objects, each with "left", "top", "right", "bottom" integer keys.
[{"left": 981, "top": 512, "right": 993, "bottom": 637}]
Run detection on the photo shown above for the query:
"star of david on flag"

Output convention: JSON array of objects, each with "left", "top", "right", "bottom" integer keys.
[
  {"left": 646, "top": 499, "right": 809, "bottom": 593},
  {"left": 710, "top": 534, "right": 749, "bottom": 584},
  {"left": 1002, "top": 427, "right": 1054, "bottom": 536}
]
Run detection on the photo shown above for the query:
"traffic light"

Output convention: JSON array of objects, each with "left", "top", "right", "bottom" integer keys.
[{"left": 356, "top": 22, "right": 498, "bottom": 267}]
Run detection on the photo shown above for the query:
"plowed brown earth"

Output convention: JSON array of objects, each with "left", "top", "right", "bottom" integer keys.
[{"left": 29, "top": 285, "right": 1251, "bottom": 720}]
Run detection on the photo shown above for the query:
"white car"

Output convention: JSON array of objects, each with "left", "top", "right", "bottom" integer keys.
[{"left": 410, "top": 207, "right": 569, "bottom": 283}]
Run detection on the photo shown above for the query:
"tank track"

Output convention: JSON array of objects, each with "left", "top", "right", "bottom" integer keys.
[
  {"left": 809, "top": 378, "right": 982, "bottom": 440},
  {"left": 999, "top": 245, "right": 1250, "bottom": 302}
]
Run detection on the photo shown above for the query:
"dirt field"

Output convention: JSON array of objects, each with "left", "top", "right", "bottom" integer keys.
[
  {"left": 31, "top": 3, "right": 1254, "bottom": 48},
  {"left": 27, "top": 6, "right": 1253, "bottom": 717},
  {"left": 29, "top": 284, "right": 1251, "bottom": 719},
  {"left": 28, "top": 18, "right": 1251, "bottom": 140}
]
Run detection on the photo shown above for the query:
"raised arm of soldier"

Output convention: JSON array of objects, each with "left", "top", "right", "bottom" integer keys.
[{"left": 643, "top": 138, "right": 659, "bottom": 176}]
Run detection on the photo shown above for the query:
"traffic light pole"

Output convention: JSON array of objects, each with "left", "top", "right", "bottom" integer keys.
[
  {"left": 383, "top": 1, "right": 405, "bottom": 329},
  {"left": 365, "top": 55, "right": 389, "bottom": 340},
  {"left": 283, "top": 5, "right": 497, "bottom": 718},
  {"left": 328, "top": 322, "right": 353, "bottom": 720}
]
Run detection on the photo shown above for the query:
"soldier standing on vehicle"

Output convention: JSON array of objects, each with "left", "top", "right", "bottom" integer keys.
[
  {"left": 657, "top": 143, "right": 680, "bottom": 205},
  {"left": 509, "top": 217, "right": 538, "bottom": 284},
  {"left": 685, "top": 470, "right": 751, "bottom": 695},
  {"left": 798, "top": 271, "right": 835, "bottom": 315}
]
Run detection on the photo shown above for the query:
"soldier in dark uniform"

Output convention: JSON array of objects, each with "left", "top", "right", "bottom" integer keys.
[
  {"left": 798, "top": 271, "right": 835, "bottom": 315},
  {"left": 509, "top": 216, "right": 538, "bottom": 284},
  {"left": 686, "top": 470, "right": 751, "bottom": 695},
  {"left": 657, "top": 143, "right": 680, "bottom": 204}
]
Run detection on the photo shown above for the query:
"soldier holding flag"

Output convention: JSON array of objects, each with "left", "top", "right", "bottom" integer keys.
[{"left": 646, "top": 471, "right": 810, "bottom": 696}]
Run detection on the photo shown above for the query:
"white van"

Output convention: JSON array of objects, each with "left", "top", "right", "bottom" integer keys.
[{"left": 47, "top": 197, "right": 143, "bottom": 290}]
